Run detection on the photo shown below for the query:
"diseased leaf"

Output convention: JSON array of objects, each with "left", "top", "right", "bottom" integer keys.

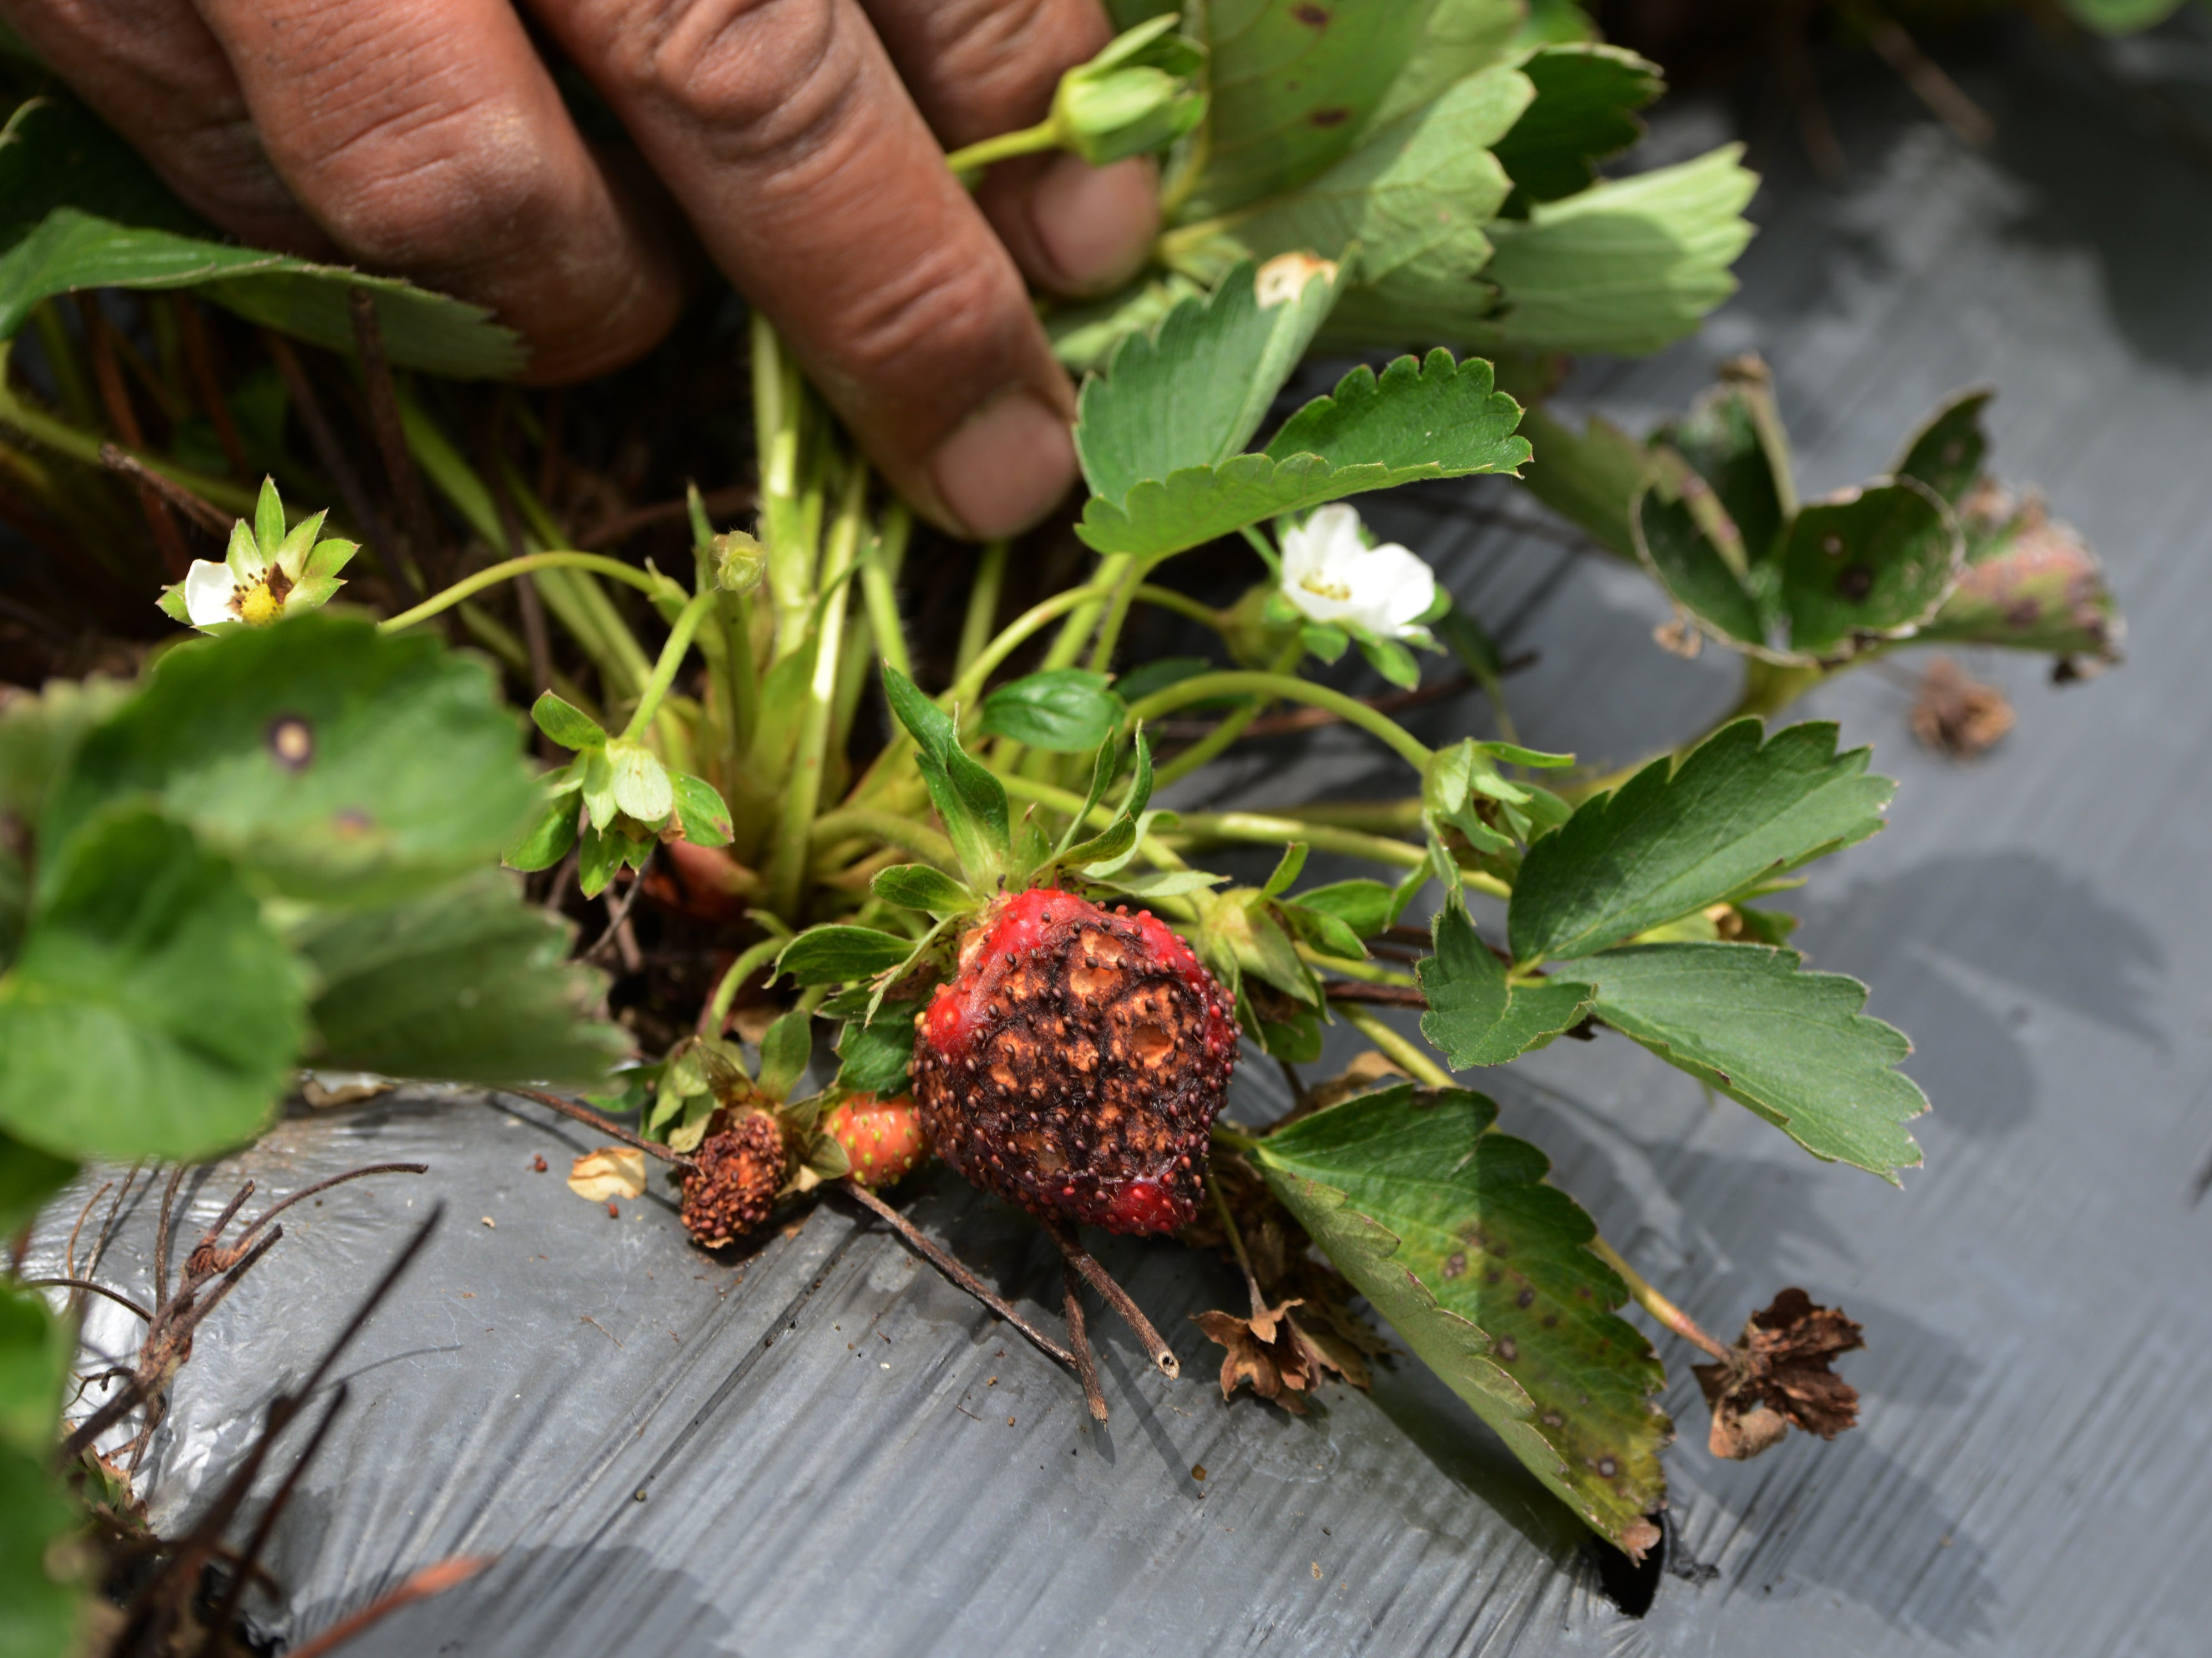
[
  {"left": 1470, "top": 146, "right": 1755, "bottom": 356},
  {"left": 1658, "top": 356, "right": 1793, "bottom": 568},
  {"left": 776, "top": 926, "right": 917, "bottom": 985},
  {"left": 1180, "top": 64, "right": 1528, "bottom": 302},
  {"left": 1418, "top": 897, "right": 1590, "bottom": 1066},
  {"left": 1181, "top": 0, "right": 1442, "bottom": 218},
  {"left": 44, "top": 615, "right": 536, "bottom": 907},
  {"left": 1579, "top": 942, "right": 1926, "bottom": 1181},
  {"left": 1893, "top": 388, "right": 1992, "bottom": 509},
  {"left": 1491, "top": 44, "right": 1660, "bottom": 214},
  {"left": 0, "top": 809, "right": 301, "bottom": 1161},
  {"left": 669, "top": 772, "right": 733, "bottom": 848},
  {"left": 1781, "top": 479, "right": 1961, "bottom": 656},
  {"left": 1364, "top": 0, "right": 1524, "bottom": 131},
  {"left": 1917, "top": 487, "right": 2122, "bottom": 660},
  {"left": 1632, "top": 476, "right": 1764, "bottom": 650},
  {"left": 1253, "top": 1084, "right": 1668, "bottom": 1556},
  {"left": 980, "top": 669, "right": 1127, "bottom": 752},
  {"left": 1510, "top": 720, "right": 1892, "bottom": 963},
  {"left": 1075, "top": 257, "right": 1340, "bottom": 504},
  {"left": 292, "top": 870, "right": 622, "bottom": 1088}
]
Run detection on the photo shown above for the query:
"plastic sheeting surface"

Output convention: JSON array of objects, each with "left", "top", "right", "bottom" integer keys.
[{"left": 27, "top": 26, "right": 2212, "bottom": 1656}]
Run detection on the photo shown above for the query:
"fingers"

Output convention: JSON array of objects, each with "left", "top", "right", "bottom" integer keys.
[
  {"left": 860, "top": 0, "right": 1158, "bottom": 297},
  {"left": 530, "top": 0, "right": 1082, "bottom": 539},
  {"left": 189, "top": 0, "right": 685, "bottom": 383},
  {"left": 0, "top": 0, "right": 327, "bottom": 252}
]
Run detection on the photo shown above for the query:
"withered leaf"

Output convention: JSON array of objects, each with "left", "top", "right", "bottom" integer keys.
[
  {"left": 1693, "top": 1287, "right": 1865, "bottom": 1460},
  {"left": 1909, "top": 656, "right": 2014, "bottom": 760},
  {"left": 567, "top": 1145, "right": 647, "bottom": 1202},
  {"left": 1192, "top": 1298, "right": 1353, "bottom": 1415}
]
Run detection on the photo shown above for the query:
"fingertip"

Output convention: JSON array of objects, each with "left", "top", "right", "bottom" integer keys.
[
  {"left": 1029, "top": 154, "right": 1160, "bottom": 298},
  {"left": 929, "top": 391, "right": 1080, "bottom": 542}
]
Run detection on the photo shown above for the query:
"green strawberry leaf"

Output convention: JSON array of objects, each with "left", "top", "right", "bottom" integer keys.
[
  {"left": 870, "top": 863, "right": 983, "bottom": 918},
  {"left": 605, "top": 739, "right": 673, "bottom": 826},
  {"left": 42, "top": 614, "right": 536, "bottom": 907},
  {"left": 1178, "top": 0, "right": 1444, "bottom": 219},
  {"left": 1183, "top": 62, "right": 1528, "bottom": 304},
  {"left": 756, "top": 1008, "right": 814, "bottom": 1104},
  {"left": 1252, "top": 1083, "right": 1668, "bottom": 1557},
  {"left": 0, "top": 809, "right": 302, "bottom": 1161},
  {"left": 835, "top": 998, "right": 923, "bottom": 1096},
  {"left": 1491, "top": 44, "right": 1661, "bottom": 214},
  {"left": 291, "top": 870, "right": 623, "bottom": 1088},
  {"left": 1079, "top": 350, "right": 1529, "bottom": 559},
  {"left": 576, "top": 823, "right": 651, "bottom": 899},
  {"left": 1510, "top": 720, "right": 1893, "bottom": 964},
  {"left": 1894, "top": 388, "right": 1992, "bottom": 509},
  {"left": 1470, "top": 145, "right": 1755, "bottom": 356},
  {"left": 669, "top": 772, "right": 734, "bottom": 848},
  {"left": 1781, "top": 479, "right": 1962, "bottom": 656},
  {"left": 776, "top": 925, "right": 918, "bottom": 985},
  {"left": 0, "top": 1286, "right": 83, "bottom": 1656},
  {"left": 1514, "top": 402, "right": 1648, "bottom": 561},
  {"left": 0, "top": 1129, "right": 74, "bottom": 1241},
  {"left": 1578, "top": 942, "right": 1926, "bottom": 1181},
  {"left": 1075, "top": 256, "right": 1341, "bottom": 505},
  {"left": 1365, "top": 0, "right": 1525, "bottom": 132},
  {"left": 1656, "top": 358, "right": 1794, "bottom": 568},
  {"left": 1418, "top": 896, "right": 1591, "bottom": 1066},
  {"left": 883, "top": 666, "right": 1011, "bottom": 891},
  {"left": 1287, "top": 877, "right": 1408, "bottom": 938},
  {"left": 1632, "top": 474, "right": 1765, "bottom": 651},
  {"left": 531, "top": 691, "right": 607, "bottom": 751},
  {"left": 980, "top": 669, "right": 1127, "bottom": 752}
]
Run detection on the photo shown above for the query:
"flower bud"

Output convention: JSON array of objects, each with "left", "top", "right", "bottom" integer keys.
[
  {"left": 713, "top": 530, "right": 767, "bottom": 595},
  {"left": 1051, "top": 16, "right": 1207, "bottom": 167}
]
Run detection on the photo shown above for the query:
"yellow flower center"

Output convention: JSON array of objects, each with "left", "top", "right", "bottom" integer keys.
[{"left": 237, "top": 579, "right": 282, "bottom": 626}]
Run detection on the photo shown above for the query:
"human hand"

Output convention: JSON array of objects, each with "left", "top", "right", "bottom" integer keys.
[{"left": 3, "top": 0, "right": 1160, "bottom": 537}]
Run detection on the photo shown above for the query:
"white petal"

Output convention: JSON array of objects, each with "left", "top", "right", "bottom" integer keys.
[
  {"left": 1349, "top": 542, "right": 1439, "bottom": 636},
  {"left": 182, "top": 561, "right": 240, "bottom": 628},
  {"left": 1280, "top": 504, "right": 1368, "bottom": 624}
]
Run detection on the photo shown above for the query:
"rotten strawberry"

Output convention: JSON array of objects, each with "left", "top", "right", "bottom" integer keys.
[
  {"left": 912, "top": 887, "right": 1238, "bottom": 1236},
  {"left": 678, "top": 1110, "right": 786, "bottom": 1247}
]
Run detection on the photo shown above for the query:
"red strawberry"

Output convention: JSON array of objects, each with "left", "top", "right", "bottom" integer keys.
[
  {"left": 911, "top": 888, "right": 1238, "bottom": 1236},
  {"left": 826, "top": 1094, "right": 928, "bottom": 1186},
  {"left": 679, "top": 1111, "right": 786, "bottom": 1247}
]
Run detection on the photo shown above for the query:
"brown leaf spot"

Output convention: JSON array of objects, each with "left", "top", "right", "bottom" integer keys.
[
  {"left": 1292, "top": 3, "right": 1329, "bottom": 25},
  {"left": 1836, "top": 565, "right": 1875, "bottom": 601},
  {"left": 1308, "top": 105, "right": 1352, "bottom": 128},
  {"left": 1441, "top": 1251, "right": 1466, "bottom": 1279},
  {"left": 1693, "top": 1287, "right": 1865, "bottom": 1460},
  {"left": 267, "top": 715, "right": 313, "bottom": 771}
]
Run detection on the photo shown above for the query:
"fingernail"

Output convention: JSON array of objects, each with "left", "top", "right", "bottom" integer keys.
[
  {"left": 1031, "top": 154, "right": 1158, "bottom": 296},
  {"left": 930, "top": 392, "right": 1078, "bottom": 540}
]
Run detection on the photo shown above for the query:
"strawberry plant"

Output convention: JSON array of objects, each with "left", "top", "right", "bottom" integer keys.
[{"left": 0, "top": 0, "right": 2131, "bottom": 1643}]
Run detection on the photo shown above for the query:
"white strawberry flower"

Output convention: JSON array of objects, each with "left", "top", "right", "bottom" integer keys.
[
  {"left": 159, "top": 478, "right": 357, "bottom": 634},
  {"left": 1279, "top": 503, "right": 1439, "bottom": 642}
]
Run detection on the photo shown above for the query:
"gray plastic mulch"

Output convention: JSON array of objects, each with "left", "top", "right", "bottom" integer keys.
[{"left": 26, "top": 23, "right": 2212, "bottom": 1656}]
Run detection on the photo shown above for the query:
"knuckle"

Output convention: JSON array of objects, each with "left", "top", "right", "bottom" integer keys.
[
  {"left": 836, "top": 243, "right": 1012, "bottom": 387},
  {"left": 595, "top": 0, "right": 852, "bottom": 159}
]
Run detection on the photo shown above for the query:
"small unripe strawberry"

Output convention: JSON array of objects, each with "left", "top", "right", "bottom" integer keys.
[
  {"left": 912, "top": 888, "right": 1238, "bottom": 1236},
  {"left": 679, "top": 1111, "right": 785, "bottom": 1247},
  {"left": 825, "top": 1093, "right": 928, "bottom": 1186}
]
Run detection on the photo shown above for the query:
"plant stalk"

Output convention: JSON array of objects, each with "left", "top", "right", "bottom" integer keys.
[
  {"left": 1588, "top": 1237, "right": 1734, "bottom": 1363},
  {"left": 1125, "top": 671, "right": 1437, "bottom": 769}
]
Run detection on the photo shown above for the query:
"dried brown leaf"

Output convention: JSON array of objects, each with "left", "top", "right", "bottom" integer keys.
[
  {"left": 1192, "top": 1298, "right": 1352, "bottom": 1414},
  {"left": 1909, "top": 656, "right": 2014, "bottom": 760},
  {"left": 1693, "top": 1287, "right": 1865, "bottom": 1460},
  {"left": 567, "top": 1146, "right": 647, "bottom": 1202}
]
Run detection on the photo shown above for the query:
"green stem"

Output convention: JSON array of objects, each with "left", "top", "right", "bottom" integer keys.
[
  {"left": 1588, "top": 1237, "right": 1733, "bottom": 1362},
  {"left": 1040, "top": 554, "right": 1127, "bottom": 671},
  {"left": 1126, "top": 673, "right": 1436, "bottom": 769},
  {"left": 379, "top": 552, "right": 665, "bottom": 633},
  {"left": 1300, "top": 947, "right": 1415, "bottom": 987},
  {"left": 1165, "top": 811, "right": 1511, "bottom": 900},
  {"left": 1131, "top": 583, "right": 1227, "bottom": 633},
  {"left": 945, "top": 120, "right": 1062, "bottom": 175},
  {"left": 702, "top": 932, "right": 792, "bottom": 1036},
  {"left": 808, "top": 807, "right": 959, "bottom": 872},
  {"left": 859, "top": 504, "right": 915, "bottom": 683},
  {"left": 948, "top": 582, "right": 1114, "bottom": 710},
  {"left": 1151, "top": 638, "right": 1303, "bottom": 790},
  {"left": 1087, "top": 553, "right": 1151, "bottom": 672},
  {"left": 621, "top": 589, "right": 716, "bottom": 741},
  {"left": 1336, "top": 1003, "right": 1454, "bottom": 1089},
  {"left": 752, "top": 313, "right": 817, "bottom": 660},
  {"left": 955, "top": 540, "right": 1009, "bottom": 678},
  {"left": 765, "top": 463, "right": 869, "bottom": 918}
]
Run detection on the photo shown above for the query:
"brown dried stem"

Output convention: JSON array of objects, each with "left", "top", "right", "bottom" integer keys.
[
  {"left": 1042, "top": 1217, "right": 1179, "bottom": 1380},
  {"left": 1589, "top": 1236, "right": 1733, "bottom": 1363},
  {"left": 348, "top": 286, "right": 444, "bottom": 588},
  {"left": 21, "top": 1278, "right": 153, "bottom": 1323},
  {"left": 97, "top": 442, "right": 232, "bottom": 535},
  {"left": 286, "top": 1555, "right": 497, "bottom": 1658},
  {"left": 1318, "top": 980, "right": 1429, "bottom": 1009},
  {"left": 838, "top": 1182, "right": 1077, "bottom": 1372},
  {"left": 1061, "top": 1263, "right": 1109, "bottom": 1423},
  {"left": 509, "top": 1088, "right": 695, "bottom": 1170}
]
